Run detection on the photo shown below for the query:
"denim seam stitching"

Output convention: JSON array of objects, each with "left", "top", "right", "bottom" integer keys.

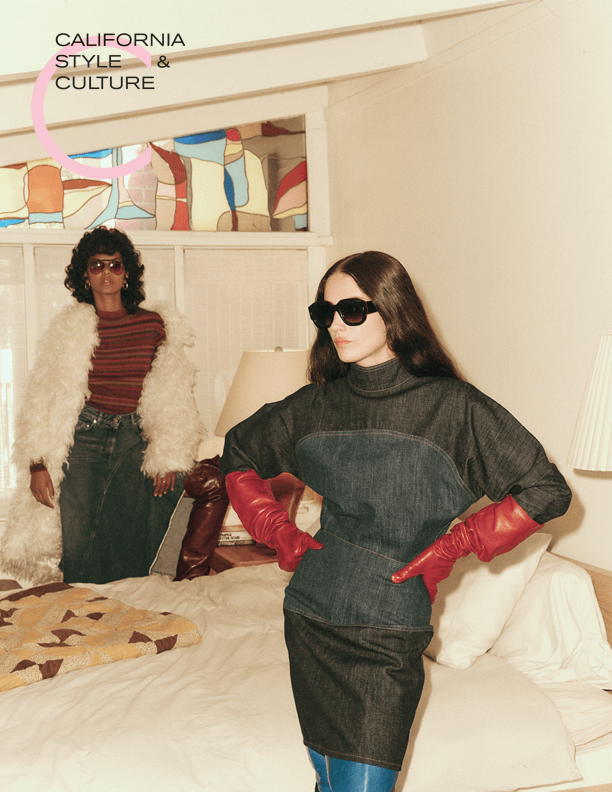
[
  {"left": 296, "top": 429, "right": 475, "bottom": 501},
  {"left": 318, "top": 529, "right": 409, "bottom": 564},
  {"left": 283, "top": 605, "right": 434, "bottom": 632},
  {"left": 305, "top": 739, "right": 402, "bottom": 770}
]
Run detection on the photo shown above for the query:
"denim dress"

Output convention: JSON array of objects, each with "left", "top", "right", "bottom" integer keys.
[{"left": 221, "top": 358, "right": 571, "bottom": 769}]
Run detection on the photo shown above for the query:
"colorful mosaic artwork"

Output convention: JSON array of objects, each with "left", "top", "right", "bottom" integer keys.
[{"left": 0, "top": 117, "right": 307, "bottom": 232}]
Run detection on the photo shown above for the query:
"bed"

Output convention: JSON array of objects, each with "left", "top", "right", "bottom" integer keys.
[{"left": 1, "top": 524, "right": 612, "bottom": 792}]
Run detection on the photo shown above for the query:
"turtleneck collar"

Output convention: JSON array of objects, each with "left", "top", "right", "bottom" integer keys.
[
  {"left": 346, "top": 357, "right": 413, "bottom": 396},
  {"left": 96, "top": 307, "right": 128, "bottom": 321}
]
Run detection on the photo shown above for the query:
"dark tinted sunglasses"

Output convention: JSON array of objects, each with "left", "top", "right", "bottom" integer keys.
[
  {"left": 308, "top": 298, "right": 379, "bottom": 329},
  {"left": 87, "top": 259, "right": 125, "bottom": 274}
]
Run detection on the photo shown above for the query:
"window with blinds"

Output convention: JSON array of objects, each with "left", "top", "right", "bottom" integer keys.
[
  {"left": 0, "top": 247, "right": 27, "bottom": 513},
  {"left": 184, "top": 247, "right": 309, "bottom": 435}
]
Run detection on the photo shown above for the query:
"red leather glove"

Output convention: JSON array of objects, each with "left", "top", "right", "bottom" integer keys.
[
  {"left": 391, "top": 495, "right": 542, "bottom": 603},
  {"left": 225, "top": 470, "right": 323, "bottom": 572}
]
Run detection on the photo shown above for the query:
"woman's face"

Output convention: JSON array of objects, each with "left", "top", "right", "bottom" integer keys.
[
  {"left": 85, "top": 252, "right": 126, "bottom": 301},
  {"left": 323, "top": 272, "right": 395, "bottom": 368}
]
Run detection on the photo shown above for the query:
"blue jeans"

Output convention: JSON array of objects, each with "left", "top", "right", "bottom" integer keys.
[{"left": 59, "top": 405, "right": 183, "bottom": 583}]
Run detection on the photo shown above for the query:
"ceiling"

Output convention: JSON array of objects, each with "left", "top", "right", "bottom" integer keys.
[{"left": 0, "top": 0, "right": 532, "bottom": 166}]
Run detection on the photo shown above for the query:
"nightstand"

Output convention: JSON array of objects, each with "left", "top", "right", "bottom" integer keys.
[
  {"left": 209, "top": 544, "right": 278, "bottom": 573},
  {"left": 209, "top": 485, "right": 322, "bottom": 574}
]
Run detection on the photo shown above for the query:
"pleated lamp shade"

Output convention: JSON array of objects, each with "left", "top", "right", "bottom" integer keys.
[
  {"left": 568, "top": 335, "right": 612, "bottom": 470},
  {"left": 215, "top": 349, "right": 309, "bottom": 437}
]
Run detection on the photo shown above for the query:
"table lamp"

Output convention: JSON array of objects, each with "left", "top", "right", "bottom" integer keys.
[
  {"left": 213, "top": 348, "right": 311, "bottom": 556},
  {"left": 568, "top": 335, "right": 612, "bottom": 471},
  {"left": 215, "top": 348, "right": 309, "bottom": 437}
]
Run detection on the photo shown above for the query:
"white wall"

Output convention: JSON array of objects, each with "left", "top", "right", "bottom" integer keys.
[{"left": 325, "top": 0, "right": 612, "bottom": 568}]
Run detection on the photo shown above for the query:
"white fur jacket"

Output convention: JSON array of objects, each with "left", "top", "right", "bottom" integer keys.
[{"left": 0, "top": 301, "right": 205, "bottom": 587}]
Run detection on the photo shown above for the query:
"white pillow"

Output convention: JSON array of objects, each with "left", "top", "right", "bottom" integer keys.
[
  {"left": 490, "top": 552, "right": 612, "bottom": 688},
  {"left": 400, "top": 654, "right": 579, "bottom": 791},
  {"left": 425, "top": 532, "right": 551, "bottom": 669},
  {"left": 537, "top": 682, "right": 612, "bottom": 745}
]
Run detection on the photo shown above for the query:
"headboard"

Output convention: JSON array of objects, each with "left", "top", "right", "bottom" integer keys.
[{"left": 557, "top": 555, "right": 612, "bottom": 644}]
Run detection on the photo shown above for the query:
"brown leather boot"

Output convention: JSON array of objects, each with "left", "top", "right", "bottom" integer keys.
[{"left": 175, "top": 456, "right": 229, "bottom": 580}]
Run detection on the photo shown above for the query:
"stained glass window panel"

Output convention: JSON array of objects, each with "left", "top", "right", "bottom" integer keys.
[{"left": 0, "top": 117, "right": 307, "bottom": 232}]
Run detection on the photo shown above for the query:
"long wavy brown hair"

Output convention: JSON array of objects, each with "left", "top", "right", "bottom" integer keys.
[
  {"left": 64, "top": 227, "right": 145, "bottom": 314},
  {"left": 308, "top": 251, "right": 463, "bottom": 385}
]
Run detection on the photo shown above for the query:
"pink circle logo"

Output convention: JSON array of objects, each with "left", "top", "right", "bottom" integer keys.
[{"left": 31, "top": 38, "right": 152, "bottom": 179}]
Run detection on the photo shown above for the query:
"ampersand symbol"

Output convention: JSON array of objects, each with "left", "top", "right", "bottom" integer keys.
[{"left": 158, "top": 56, "right": 170, "bottom": 68}]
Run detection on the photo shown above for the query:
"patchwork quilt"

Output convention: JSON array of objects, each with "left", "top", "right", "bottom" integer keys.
[{"left": 0, "top": 581, "right": 201, "bottom": 691}]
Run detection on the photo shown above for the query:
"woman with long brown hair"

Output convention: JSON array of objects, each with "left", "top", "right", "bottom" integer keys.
[{"left": 221, "top": 251, "right": 571, "bottom": 792}]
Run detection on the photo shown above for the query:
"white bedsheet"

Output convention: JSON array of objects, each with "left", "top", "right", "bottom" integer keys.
[
  {"left": 0, "top": 566, "right": 582, "bottom": 792},
  {"left": 401, "top": 655, "right": 579, "bottom": 792},
  {"left": 521, "top": 734, "right": 612, "bottom": 791}
]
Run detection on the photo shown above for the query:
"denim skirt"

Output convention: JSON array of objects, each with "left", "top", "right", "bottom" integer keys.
[
  {"left": 284, "top": 608, "right": 432, "bottom": 771},
  {"left": 59, "top": 405, "right": 183, "bottom": 584}
]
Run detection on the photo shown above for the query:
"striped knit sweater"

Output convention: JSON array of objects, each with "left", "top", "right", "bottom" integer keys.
[
  {"left": 30, "top": 308, "right": 165, "bottom": 473},
  {"left": 87, "top": 307, "right": 166, "bottom": 414}
]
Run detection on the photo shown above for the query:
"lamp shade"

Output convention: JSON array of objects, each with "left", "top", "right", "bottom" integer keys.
[
  {"left": 215, "top": 349, "right": 309, "bottom": 437},
  {"left": 568, "top": 335, "right": 612, "bottom": 471}
]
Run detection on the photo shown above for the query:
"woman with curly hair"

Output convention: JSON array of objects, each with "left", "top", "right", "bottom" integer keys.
[
  {"left": 1, "top": 227, "right": 203, "bottom": 587},
  {"left": 221, "top": 251, "right": 571, "bottom": 791},
  {"left": 63, "top": 223, "right": 146, "bottom": 314}
]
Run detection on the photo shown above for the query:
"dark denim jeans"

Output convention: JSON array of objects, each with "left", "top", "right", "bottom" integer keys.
[{"left": 59, "top": 405, "right": 183, "bottom": 584}]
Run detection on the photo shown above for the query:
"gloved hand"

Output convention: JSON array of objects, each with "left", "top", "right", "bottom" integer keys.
[
  {"left": 225, "top": 470, "right": 323, "bottom": 572},
  {"left": 391, "top": 495, "right": 541, "bottom": 603}
]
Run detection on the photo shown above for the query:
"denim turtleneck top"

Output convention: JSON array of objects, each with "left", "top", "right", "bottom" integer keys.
[{"left": 221, "top": 358, "right": 571, "bottom": 630}]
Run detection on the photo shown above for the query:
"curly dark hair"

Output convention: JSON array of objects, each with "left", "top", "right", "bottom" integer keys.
[
  {"left": 308, "top": 251, "right": 463, "bottom": 386},
  {"left": 64, "top": 227, "right": 145, "bottom": 313}
]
